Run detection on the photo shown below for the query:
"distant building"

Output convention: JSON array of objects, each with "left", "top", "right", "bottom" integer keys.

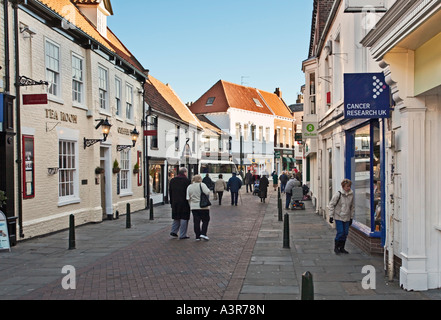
[{"left": 188, "top": 80, "right": 295, "bottom": 176}]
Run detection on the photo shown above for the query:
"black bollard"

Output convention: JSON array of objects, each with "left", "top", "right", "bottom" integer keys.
[
  {"left": 126, "top": 203, "right": 131, "bottom": 229},
  {"left": 149, "top": 198, "right": 154, "bottom": 221},
  {"left": 283, "top": 213, "right": 290, "bottom": 249},
  {"left": 68, "top": 214, "right": 76, "bottom": 250},
  {"left": 115, "top": 210, "right": 119, "bottom": 220},
  {"left": 301, "top": 271, "right": 314, "bottom": 300},
  {"left": 278, "top": 187, "right": 281, "bottom": 200},
  {"left": 278, "top": 198, "right": 283, "bottom": 222}
]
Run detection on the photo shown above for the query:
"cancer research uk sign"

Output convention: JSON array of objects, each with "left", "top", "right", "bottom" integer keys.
[{"left": 344, "top": 73, "right": 391, "bottom": 119}]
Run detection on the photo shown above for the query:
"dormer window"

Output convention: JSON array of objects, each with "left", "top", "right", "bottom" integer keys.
[
  {"left": 72, "top": 0, "right": 113, "bottom": 38},
  {"left": 253, "top": 98, "right": 262, "bottom": 107},
  {"left": 206, "top": 97, "right": 215, "bottom": 106}
]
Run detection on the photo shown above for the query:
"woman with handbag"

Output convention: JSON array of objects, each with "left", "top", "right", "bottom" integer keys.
[{"left": 186, "top": 175, "right": 211, "bottom": 241}]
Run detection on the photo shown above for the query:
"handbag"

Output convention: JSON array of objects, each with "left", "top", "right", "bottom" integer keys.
[{"left": 199, "top": 183, "right": 211, "bottom": 208}]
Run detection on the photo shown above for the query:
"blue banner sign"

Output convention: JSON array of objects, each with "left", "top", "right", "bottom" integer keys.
[{"left": 344, "top": 73, "right": 390, "bottom": 119}]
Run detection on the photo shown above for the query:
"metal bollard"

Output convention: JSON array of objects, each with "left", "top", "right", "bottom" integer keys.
[
  {"left": 115, "top": 210, "right": 119, "bottom": 220},
  {"left": 301, "top": 271, "right": 314, "bottom": 300},
  {"left": 68, "top": 214, "right": 76, "bottom": 250},
  {"left": 149, "top": 198, "right": 154, "bottom": 221},
  {"left": 278, "top": 198, "right": 283, "bottom": 222},
  {"left": 126, "top": 203, "right": 131, "bottom": 229},
  {"left": 283, "top": 213, "right": 290, "bottom": 249},
  {"left": 278, "top": 187, "right": 281, "bottom": 200}
]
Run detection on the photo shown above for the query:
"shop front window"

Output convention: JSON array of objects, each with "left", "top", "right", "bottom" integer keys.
[
  {"left": 347, "top": 120, "right": 383, "bottom": 234},
  {"left": 149, "top": 165, "right": 162, "bottom": 195}
]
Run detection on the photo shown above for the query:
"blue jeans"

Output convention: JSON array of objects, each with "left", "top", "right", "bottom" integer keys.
[
  {"left": 285, "top": 193, "right": 292, "bottom": 209},
  {"left": 335, "top": 220, "right": 350, "bottom": 242},
  {"left": 231, "top": 192, "right": 239, "bottom": 205},
  {"left": 281, "top": 183, "right": 286, "bottom": 193}
]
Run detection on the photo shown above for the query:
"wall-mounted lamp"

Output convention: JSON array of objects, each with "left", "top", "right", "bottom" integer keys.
[
  {"left": 117, "top": 127, "right": 140, "bottom": 152},
  {"left": 84, "top": 118, "right": 112, "bottom": 149}
]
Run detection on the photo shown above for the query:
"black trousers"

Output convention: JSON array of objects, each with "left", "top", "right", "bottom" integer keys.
[
  {"left": 192, "top": 209, "right": 210, "bottom": 239},
  {"left": 217, "top": 192, "right": 224, "bottom": 205}
]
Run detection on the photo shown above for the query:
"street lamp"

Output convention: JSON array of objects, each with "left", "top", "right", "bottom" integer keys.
[
  {"left": 117, "top": 127, "right": 140, "bottom": 152},
  {"left": 84, "top": 118, "right": 112, "bottom": 149}
]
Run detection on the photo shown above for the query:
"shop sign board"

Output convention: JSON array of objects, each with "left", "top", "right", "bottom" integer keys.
[
  {"left": 23, "top": 94, "right": 48, "bottom": 105},
  {"left": 302, "top": 122, "right": 318, "bottom": 139},
  {"left": 0, "top": 211, "right": 11, "bottom": 252},
  {"left": 344, "top": 73, "right": 390, "bottom": 119}
]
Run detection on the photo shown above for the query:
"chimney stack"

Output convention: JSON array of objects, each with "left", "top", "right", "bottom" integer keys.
[{"left": 274, "top": 88, "right": 282, "bottom": 98}]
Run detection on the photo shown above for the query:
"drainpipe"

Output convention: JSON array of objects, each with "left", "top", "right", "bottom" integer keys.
[
  {"left": 13, "top": 0, "right": 24, "bottom": 238},
  {"left": 4, "top": 0, "right": 10, "bottom": 93}
]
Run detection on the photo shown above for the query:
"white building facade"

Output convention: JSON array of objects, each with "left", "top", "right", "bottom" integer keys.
[
  {"left": 13, "top": 0, "right": 148, "bottom": 240},
  {"left": 362, "top": 0, "right": 441, "bottom": 291}
]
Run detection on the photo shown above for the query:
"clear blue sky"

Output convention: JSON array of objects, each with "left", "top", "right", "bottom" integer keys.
[{"left": 108, "top": 0, "right": 313, "bottom": 106}]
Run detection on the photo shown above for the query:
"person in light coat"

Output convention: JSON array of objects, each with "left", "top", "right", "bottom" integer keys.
[
  {"left": 214, "top": 174, "right": 227, "bottom": 205},
  {"left": 328, "top": 179, "right": 355, "bottom": 254},
  {"left": 187, "top": 175, "right": 211, "bottom": 241}
]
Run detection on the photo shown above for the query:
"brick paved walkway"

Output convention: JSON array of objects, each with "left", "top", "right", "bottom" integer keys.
[{"left": 19, "top": 192, "right": 266, "bottom": 300}]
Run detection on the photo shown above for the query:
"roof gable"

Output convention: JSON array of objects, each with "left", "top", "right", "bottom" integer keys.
[{"left": 145, "top": 76, "right": 202, "bottom": 129}]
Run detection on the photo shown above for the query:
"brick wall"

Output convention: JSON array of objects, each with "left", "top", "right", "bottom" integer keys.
[{"left": 348, "top": 225, "right": 384, "bottom": 256}]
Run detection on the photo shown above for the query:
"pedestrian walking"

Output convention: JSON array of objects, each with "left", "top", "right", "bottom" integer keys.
[
  {"left": 284, "top": 175, "right": 301, "bottom": 209},
  {"left": 328, "top": 179, "right": 355, "bottom": 254},
  {"left": 272, "top": 172, "right": 279, "bottom": 191},
  {"left": 214, "top": 174, "right": 227, "bottom": 205},
  {"left": 187, "top": 175, "right": 211, "bottom": 241},
  {"left": 258, "top": 174, "right": 269, "bottom": 203},
  {"left": 203, "top": 173, "right": 216, "bottom": 200},
  {"left": 169, "top": 167, "right": 191, "bottom": 239},
  {"left": 244, "top": 170, "right": 254, "bottom": 193},
  {"left": 279, "top": 171, "right": 289, "bottom": 193},
  {"left": 227, "top": 172, "right": 242, "bottom": 206}
]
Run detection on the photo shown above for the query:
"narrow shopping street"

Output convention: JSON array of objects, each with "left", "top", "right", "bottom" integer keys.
[{"left": 1, "top": 189, "right": 439, "bottom": 301}]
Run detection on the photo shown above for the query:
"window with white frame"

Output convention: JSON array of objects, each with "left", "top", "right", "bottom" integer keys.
[
  {"left": 235, "top": 123, "right": 241, "bottom": 141},
  {"left": 120, "top": 150, "right": 130, "bottom": 191},
  {"left": 98, "top": 66, "right": 108, "bottom": 111},
  {"left": 72, "top": 54, "right": 84, "bottom": 104},
  {"left": 46, "top": 40, "right": 60, "bottom": 97},
  {"left": 115, "top": 77, "right": 122, "bottom": 116},
  {"left": 243, "top": 124, "right": 249, "bottom": 141},
  {"left": 266, "top": 127, "right": 270, "bottom": 143},
  {"left": 126, "top": 84, "right": 133, "bottom": 120},
  {"left": 259, "top": 126, "right": 264, "bottom": 142},
  {"left": 59, "top": 140, "right": 77, "bottom": 199}
]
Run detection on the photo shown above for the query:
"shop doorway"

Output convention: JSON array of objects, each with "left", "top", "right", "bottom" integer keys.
[{"left": 100, "top": 146, "right": 112, "bottom": 220}]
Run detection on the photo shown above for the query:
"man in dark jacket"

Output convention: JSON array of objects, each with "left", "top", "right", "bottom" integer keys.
[
  {"left": 279, "top": 172, "right": 289, "bottom": 193},
  {"left": 169, "top": 167, "right": 191, "bottom": 239},
  {"left": 244, "top": 170, "right": 254, "bottom": 193},
  {"left": 227, "top": 172, "right": 242, "bottom": 206}
]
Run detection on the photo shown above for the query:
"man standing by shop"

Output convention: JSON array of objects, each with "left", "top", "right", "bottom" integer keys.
[{"left": 169, "top": 167, "right": 191, "bottom": 239}]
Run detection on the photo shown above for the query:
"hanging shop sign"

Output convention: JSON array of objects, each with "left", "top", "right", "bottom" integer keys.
[
  {"left": 302, "top": 122, "right": 318, "bottom": 139},
  {"left": 344, "top": 73, "right": 390, "bottom": 119},
  {"left": 23, "top": 94, "right": 48, "bottom": 105}
]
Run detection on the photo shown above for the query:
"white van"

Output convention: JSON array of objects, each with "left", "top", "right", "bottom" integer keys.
[{"left": 199, "top": 160, "right": 242, "bottom": 183}]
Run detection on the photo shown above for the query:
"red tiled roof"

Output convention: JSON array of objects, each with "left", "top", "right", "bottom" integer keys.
[
  {"left": 145, "top": 76, "right": 202, "bottom": 129},
  {"left": 188, "top": 80, "right": 274, "bottom": 116},
  {"left": 258, "top": 90, "right": 293, "bottom": 119}
]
